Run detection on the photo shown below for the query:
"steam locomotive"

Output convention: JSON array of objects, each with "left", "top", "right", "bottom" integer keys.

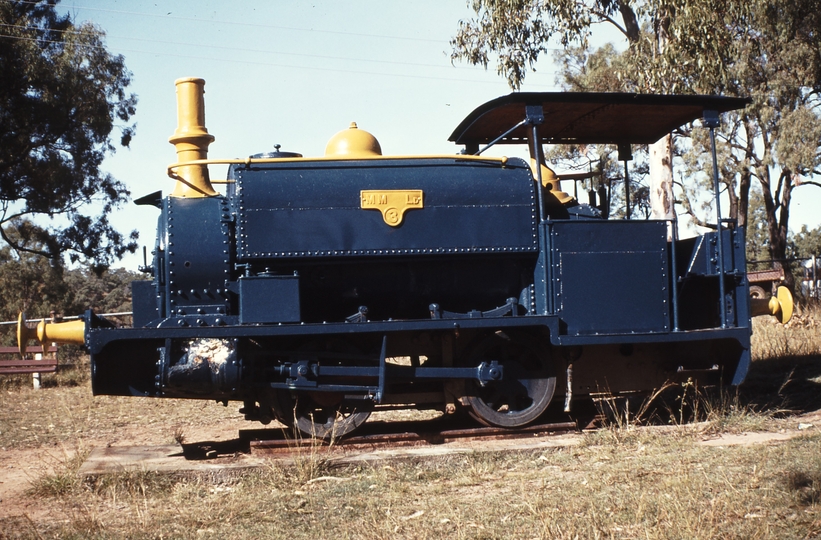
[{"left": 19, "top": 78, "right": 791, "bottom": 438}]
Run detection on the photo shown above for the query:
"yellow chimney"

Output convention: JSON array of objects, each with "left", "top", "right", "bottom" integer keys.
[{"left": 168, "top": 77, "right": 218, "bottom": 197}]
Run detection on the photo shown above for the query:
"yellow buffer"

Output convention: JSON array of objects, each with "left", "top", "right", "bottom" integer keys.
[
  {"left": 17, "top": 313, "right": 85, "bottom": 356},
  {"left": 750, "top": 286, "right": 794, "bottom": 324}
]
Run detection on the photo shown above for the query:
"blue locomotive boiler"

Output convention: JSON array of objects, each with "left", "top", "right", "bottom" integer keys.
[{"left": 19, "top": 78, "right": 791, "bottom": 438}]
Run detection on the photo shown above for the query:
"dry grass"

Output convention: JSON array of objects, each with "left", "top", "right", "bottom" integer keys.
[
  {"left": 752, "top": 302, "right": 821, "bottom": 361},
  {"left": 4, "top": 431, "right": 820, "bottom": 539},
  {"left": 748, "top": 302, "right": 821, "bottom": 416},
  {"left": 0, "top": 385, "right": 249, "bottom": 452},
  {"left": 0, "top": 307, "right": 820, "bottom": 539},
  {"left": 592, "top": 382, "right": 782, "bottom": 440}
]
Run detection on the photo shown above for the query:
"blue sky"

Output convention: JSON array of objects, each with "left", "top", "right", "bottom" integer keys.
[
  {"left": 62, "top": 1, "right": 565, "bottom": 269},
  {"left": 60, "top": 1, "right": 821, "bottom": 270}
]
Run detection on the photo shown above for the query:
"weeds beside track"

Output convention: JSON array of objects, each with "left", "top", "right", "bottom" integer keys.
[{"left": 0, "top": 305, "right": 819, "bottom": 539}]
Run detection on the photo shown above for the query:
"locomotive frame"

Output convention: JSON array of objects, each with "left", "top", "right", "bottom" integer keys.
[{"left": 19, "top": 78, "right": 788, "bottom": 439}]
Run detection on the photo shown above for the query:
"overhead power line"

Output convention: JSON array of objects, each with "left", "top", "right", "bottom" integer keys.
[
  {"left": 0, "top": 31, "right": 559, "bottom": 88},
  {"left": 2, "top": 4, "right": 561, "bottom": 87},
  {"left": 0, "top": 21, "right": 487, "bottom": 72},
  {"left": 18, "top": 0, "right": 447, "bottom": 44}
]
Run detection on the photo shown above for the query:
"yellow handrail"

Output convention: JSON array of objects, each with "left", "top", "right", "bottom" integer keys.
[{"left": 167, "top": 154, "right": 511, "bottom": 181}]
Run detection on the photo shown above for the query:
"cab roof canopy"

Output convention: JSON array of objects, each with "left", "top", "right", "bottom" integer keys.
[{"left": 449, "top": 92, "right": 750, "bottom": 149}]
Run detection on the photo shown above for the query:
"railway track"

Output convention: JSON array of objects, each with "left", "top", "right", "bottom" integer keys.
[
  {"left": 80, "top": 414, "right": 593, "bottom": 475},
  {"left": 245, "top": 418, "right": 581, "bottom": 456}
]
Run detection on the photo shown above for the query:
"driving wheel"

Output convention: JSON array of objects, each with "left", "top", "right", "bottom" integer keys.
[
  {"left": 277, "top": 391, "right": 370, "bottom": 440},
  {"left": 462, "top": 331, "right": 555, "bottom": 428}
]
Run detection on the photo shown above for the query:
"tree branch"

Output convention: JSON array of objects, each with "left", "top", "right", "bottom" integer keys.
[
  {"left": 0, "top": 224, "right": 53, "bottom": 260},
  {"left": 798, "top": 179, "right": 821, "bottom": 189},
  {"left": 676, "top": 186, "right": 713, "bottom": 229},
  {"left": 587, "top": 8, "right": 628, "bottom": 37}
]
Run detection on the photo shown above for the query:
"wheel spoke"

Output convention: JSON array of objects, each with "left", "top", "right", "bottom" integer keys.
[
  {"left": 271, "top": 340, "right": 373, "bottom": 439},
  {"left": 277, "top": 391, "right": 370, "bottom": 440},
  {"left": 463, "top": 332, "right": 555, "bottom": 428}
]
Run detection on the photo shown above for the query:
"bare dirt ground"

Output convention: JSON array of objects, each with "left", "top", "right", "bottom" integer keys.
[{"left": 0, "top": 387, "right": 254, "bottom": 521}]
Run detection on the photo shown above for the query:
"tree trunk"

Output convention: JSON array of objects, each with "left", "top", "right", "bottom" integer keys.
[
  {"left": 736, "top": 117, "right": 757, "bottom": 233},
  {"left": 647, "top": 7, "right": 675, "bottom": 239},
  {"left": 737, "top": 169, "right": 751, "bottom": 230},
  {"left": 617, "top": 0, "right": 641, "bottom": 42},
  {"left": 760, "top": 168, "right": 795, "bottom": 292},
  {"left": 773, "top": 170, "right": 794, "bottom": 291},
  {"left": 649, "top": 134, "right": 677, "bottom": 239}
]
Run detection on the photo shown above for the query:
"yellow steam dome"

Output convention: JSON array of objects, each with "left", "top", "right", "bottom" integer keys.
[{"left": 324, "top": 122, "right": 382, "bottom": 157}]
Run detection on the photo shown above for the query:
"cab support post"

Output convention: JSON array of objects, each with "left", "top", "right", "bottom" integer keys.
[{"left": 704, "top": 109, "right": 729, "bottom": 328}]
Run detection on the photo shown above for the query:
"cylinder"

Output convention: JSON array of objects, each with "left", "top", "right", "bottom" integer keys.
[{"left": 168, "top": 77, "right": 218, "bottom": 198}]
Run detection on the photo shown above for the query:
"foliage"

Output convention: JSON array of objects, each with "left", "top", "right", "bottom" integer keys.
[
  {"left": 0, "top": 0, "right": 138, "bottom": 267},
  {"left": 746, "top": 188, "right": 775, "bottom": 271},
  {"left": 789, "top": 224, "right": 821, "bottom": 261},
  {"left": 707, "top": 0, "right": 821, "bottom": 289},
  {"left": 451, "top": 0, "right": 641, "bottom": 90},
  {"left": 452, "top": 0, "right": 821, "bottom": 290},
  {"left": 550, "top": 44, "right": 653, "bottom": 218},
  {"left": 63, "top": 266, "right": 142, "bottom": 315},
  {"left": 557, "top": 42, "right": 635, "bottom": 93},
  {"left": 0, "top": 220, "right": 73, "bottom": 325},
  {"left": 0, "top": 220, "right": 143, "bottom": 346}
]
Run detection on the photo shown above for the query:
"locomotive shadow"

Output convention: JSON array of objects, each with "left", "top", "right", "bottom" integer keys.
[
  {"left": 547, "top": 349, "right": 821, "bottom": 431},
  {"left": 180, "top": 438, "right": 252, "bottom": 460},
  {"left": 179, "top": 414, "right": 485, "bottom": 460},
  {"left": 179, "top": 353, "right": 821, "bottom": 460},
  {"left": 591, "top": 352, "right": 821, "bottom": 428},
  {"left": 741, "top": 353, "right": 821, "bottom": 414}
]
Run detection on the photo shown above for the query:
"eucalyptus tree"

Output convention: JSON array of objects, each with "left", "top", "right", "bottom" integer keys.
[
  {"left": 0, "top": 220, "right": 73, "bottom": 330},
  {"left": 0, "top": 219, "right": 142, "bottom": 344},
  {"left": 452, "top": 0, "right": 821, "bottom": 287},
  {"left": 451, "top": 0, "right": 677, "bottom": 225},
  {"left": 0, "top": 0, "right": 138, "bottom": 268}
]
